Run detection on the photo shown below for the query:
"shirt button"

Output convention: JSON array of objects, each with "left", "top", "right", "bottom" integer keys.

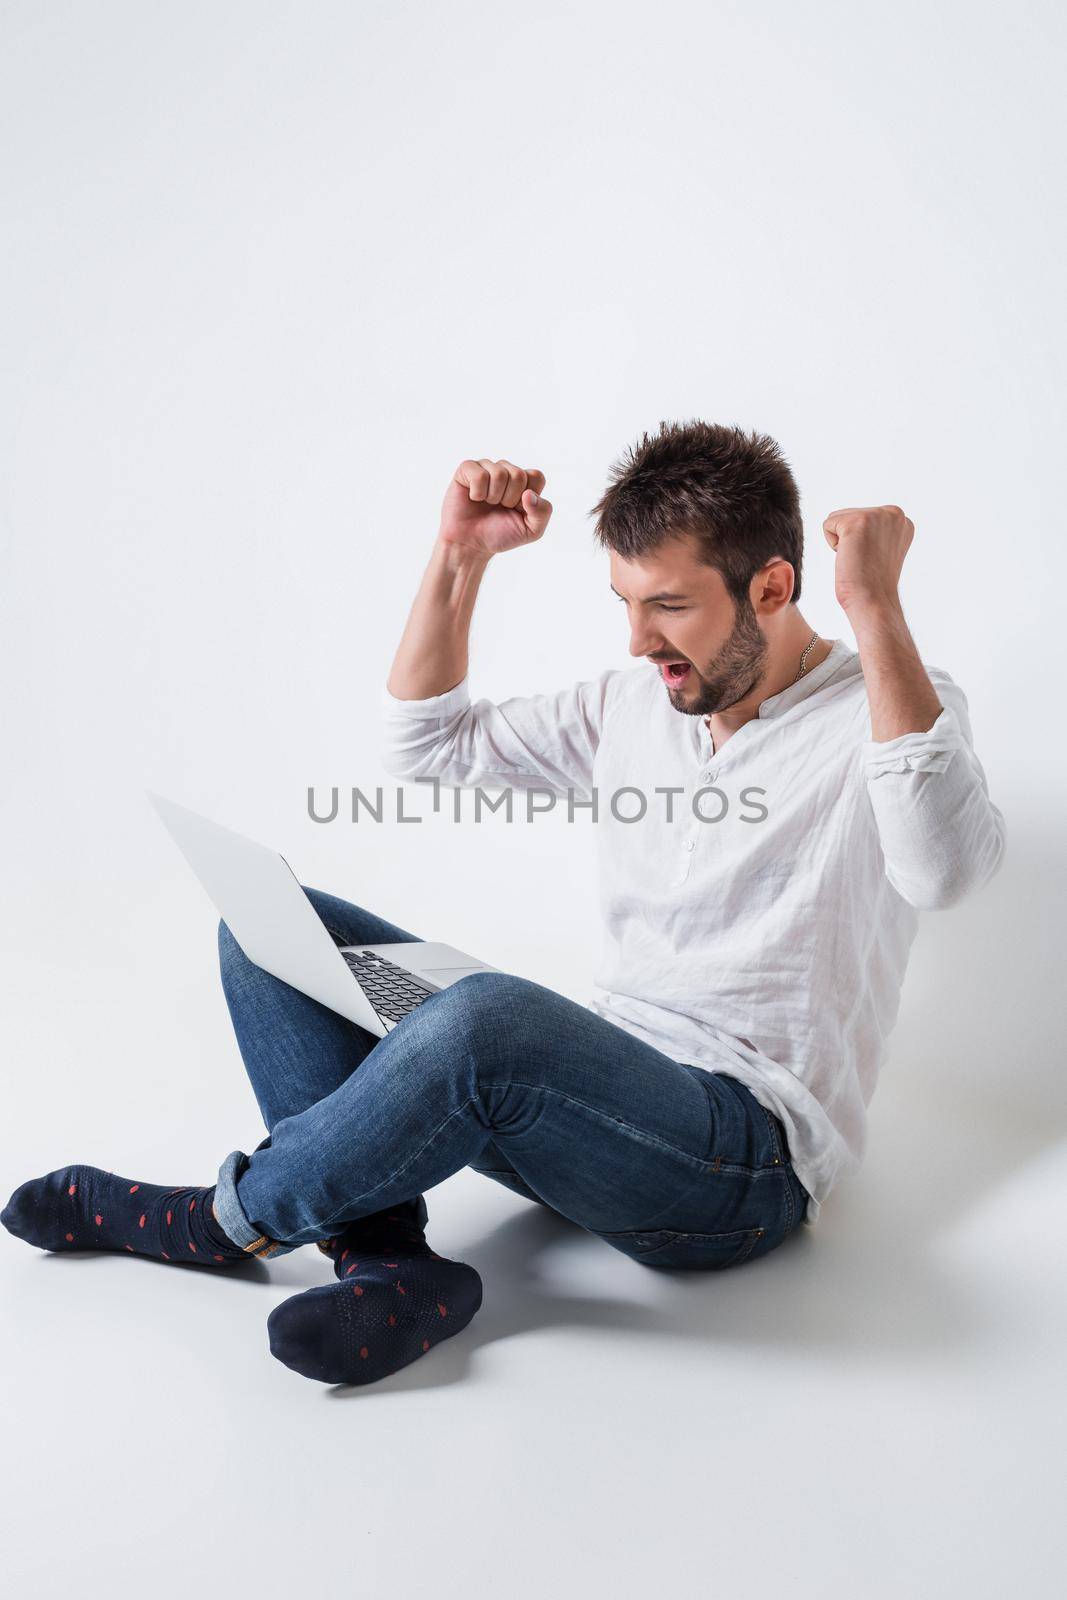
[{"left": 683, "top": 839, "right": 695, "bottom": 852}]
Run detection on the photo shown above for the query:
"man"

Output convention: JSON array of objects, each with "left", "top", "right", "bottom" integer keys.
[{"left": 3, "top": 422, "right": 1006, "bottom": 1390}]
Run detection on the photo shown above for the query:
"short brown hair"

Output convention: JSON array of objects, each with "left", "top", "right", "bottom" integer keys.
[{"left": 588, "top": 419, "right": 805, "bottom": 605}]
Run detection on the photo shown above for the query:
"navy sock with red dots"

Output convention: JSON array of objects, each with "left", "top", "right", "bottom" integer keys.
[
  {"left": 1, "top": 1166, "right": 250, "bottom": 1265},
  {"left": 266, "top": 1205, "right": 483, "bottom": 1384}
]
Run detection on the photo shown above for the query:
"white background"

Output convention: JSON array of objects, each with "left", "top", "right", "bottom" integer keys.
[{"left": 2, "top": 2, "right": 1063, "bottom": 1597}]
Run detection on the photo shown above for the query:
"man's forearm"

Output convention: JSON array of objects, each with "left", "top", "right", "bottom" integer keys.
[
  {"left": 386, "top": 538, "right": 492, "bottom": 701},
  {"left": 848, "top": 600, "right": 944, "bottom": 742}
]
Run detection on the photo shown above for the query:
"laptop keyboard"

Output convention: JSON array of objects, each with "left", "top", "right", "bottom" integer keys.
[{"left": 341, "top": 949, "right": 437, "bottom": 1024}]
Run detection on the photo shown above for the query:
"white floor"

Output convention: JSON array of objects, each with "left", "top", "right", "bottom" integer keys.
[{"left": 2, "top": 882, "right": 1062, "bottom": 1600}]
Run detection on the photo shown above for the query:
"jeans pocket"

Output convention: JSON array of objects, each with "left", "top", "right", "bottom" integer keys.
[
  {"left": 755, "top": 1107, "right": 812, "bottom": 1228},
  {"left": 592, "top": 1225, "right": 765, "bottom": 1271}
]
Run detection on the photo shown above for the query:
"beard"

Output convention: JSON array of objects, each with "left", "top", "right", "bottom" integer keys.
[{"left": 666, "top": 595, "right": 768, "bottom": 717}]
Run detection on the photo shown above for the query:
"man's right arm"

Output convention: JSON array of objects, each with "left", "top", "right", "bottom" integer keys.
[
  {"left": 382, "top": 457, "right": 617, "bottom": 799},
  {"left": 386, "top": 456, "right": 550, "bottom": 702},
  {"left": 385, "top": 538, "right": 492, "bottom": 702}
]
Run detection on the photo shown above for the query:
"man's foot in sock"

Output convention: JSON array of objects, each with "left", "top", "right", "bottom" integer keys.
[
  {"left": 1, "top": 1166, "right": 252, "bottom": 1266},
  {"left": 316, "top": 1200, "right": 438, "bottom": 1276},
  {"left": 267, "top": 1207, "right": 483, "bottom": 1384}
]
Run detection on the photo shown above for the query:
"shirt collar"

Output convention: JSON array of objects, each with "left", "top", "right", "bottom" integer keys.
[
  {"left": 697, "top": 638, "right": 854, "bottom": 738},
  {"left": 756, "top": 637, "right": 853, "bottom": 721}
]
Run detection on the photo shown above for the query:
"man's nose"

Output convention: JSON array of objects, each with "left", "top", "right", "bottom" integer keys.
[{"left": 628, "top": 619, "right": 663, "bottom": 659}]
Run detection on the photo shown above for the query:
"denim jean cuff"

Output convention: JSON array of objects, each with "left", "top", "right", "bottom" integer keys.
[{"left": 212, "top": 1148, "right": 298, "bottom": 1260}]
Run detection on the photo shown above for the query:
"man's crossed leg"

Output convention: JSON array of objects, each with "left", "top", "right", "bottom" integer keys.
[{"left": 2, "top": 888, "right": 807, "bottom": 1387}]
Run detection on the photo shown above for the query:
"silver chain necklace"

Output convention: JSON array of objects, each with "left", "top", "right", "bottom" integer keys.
[{"left": 793, "top": 631, "right": 821, "bottom": 684}]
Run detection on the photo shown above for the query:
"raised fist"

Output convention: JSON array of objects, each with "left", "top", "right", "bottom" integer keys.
[
  {"left": 439, "top": 458, "right": 552, "bottom": 558},
  {"left": 823, "top": 504, "right": 914, "bottom": 615}
]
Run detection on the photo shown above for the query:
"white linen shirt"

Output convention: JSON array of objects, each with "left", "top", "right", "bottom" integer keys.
[{"left": 380, "top": 639, "right": 1006, "bottom": 1223}]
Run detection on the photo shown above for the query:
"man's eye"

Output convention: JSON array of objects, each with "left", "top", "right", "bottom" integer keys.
[{"left": 613, "top": 596, "right": 687, "bottom": 613}]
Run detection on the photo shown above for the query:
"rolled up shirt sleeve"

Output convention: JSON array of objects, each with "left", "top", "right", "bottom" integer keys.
[
  {"left": 861, "top": 673, "right": 1006, "bottom": 911},
  {"left": 380, "top": 669, "right": 620, "bottom": 799}
]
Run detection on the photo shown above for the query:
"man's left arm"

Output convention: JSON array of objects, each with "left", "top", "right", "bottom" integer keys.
[{"left": 824, "top": 505, "right": 1007, "bottom": 911}]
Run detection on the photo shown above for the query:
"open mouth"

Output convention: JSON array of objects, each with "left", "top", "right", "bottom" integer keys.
[{"left": 658, "top": 660, "right": 691, "bottom": 685}]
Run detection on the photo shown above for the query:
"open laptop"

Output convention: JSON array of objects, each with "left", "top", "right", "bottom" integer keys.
[{"left": 148, "top": 792, "right": 500, "bottom": 1036}]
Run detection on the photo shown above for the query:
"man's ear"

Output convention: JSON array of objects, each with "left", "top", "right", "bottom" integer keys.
[{"left": 753, "top": 558, "right": 795, "bottom": 612}]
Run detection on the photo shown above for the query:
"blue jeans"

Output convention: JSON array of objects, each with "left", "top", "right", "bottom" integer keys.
[{"left": 212, "top": 888, "right": 810, "bottom": 1270}]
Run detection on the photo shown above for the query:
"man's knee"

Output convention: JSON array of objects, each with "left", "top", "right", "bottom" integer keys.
[{"left": 426, "top": 971, "right": 543, "bottom": 1048}]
